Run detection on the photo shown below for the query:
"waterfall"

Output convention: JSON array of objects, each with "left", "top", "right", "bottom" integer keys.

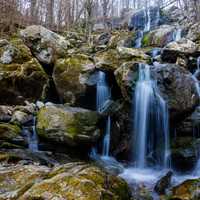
[
  {"left": 144, "top": 6, "right": 151, "bottom": 32},
  {"left": 133, "top": 64, "right": 170, "bottom": 168},
  {"left": 91, "top": 71, "right": 111, "bottom": 157},
  {"left": 102, "top": 116, "right": 111, "bottom": 156},
  {"left": 22, "top": 116, "right": 38, "bottom": 152},
  {"left": 134, "top": 30, "right": 144, "bottom": 48},
  {"left": 96, "top": 71, "right": 111, "bottom": 112},
  {"left": 173, "top": 28, "right": 182, "bottom": 42},
  {"left": 197, "top": 57, "right": 200, "bottom": 70},
  {"left": 29, "top": 116, "right": 39, "bottom": 151},
  {"left": 192, "top": 57, "right": 200, "bottom": 98}
]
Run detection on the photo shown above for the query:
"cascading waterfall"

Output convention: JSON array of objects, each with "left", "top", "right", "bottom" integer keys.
[
  {"left": 22, "top": 116, "right": 39, "bottom": 152},
  {"left": 134, "top": 30, "right": 144, "bottom": 48},
  {"left": 133, "top": 64, "right": 170, "bottom": 168},
  {"left": 144, "top": 6, "right": 151, "bottom": 32},
  {"left": 29, "top": 116, "right": 39, "bottom": 151},
  {"left": 173, "top": 28, "right": 182, "bottom": 41},
  {"left": 91, "top": 71, "right": 111, "bottom": 158},
  {"left": 102, "top": 115, "right": 111, "bottom": 156}
]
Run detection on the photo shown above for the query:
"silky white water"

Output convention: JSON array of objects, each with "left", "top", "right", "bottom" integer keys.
[
  {"left": 29, "top": 116, "right": 39, "bottom": 151},
  {"left": 134, "top": 30, "right": 144, "bottom": 48},
  {"left": 102, "top": 115, "right": 111, "bottom": 156},
  {"left": 133, "top": 64, "right": 170, "bottom": 168},
  {"left": 144, "top": 6, "right": 151, "bottom": 32},
  {"left": 173, "top": 28, "right": 182, "bottom": 41}
]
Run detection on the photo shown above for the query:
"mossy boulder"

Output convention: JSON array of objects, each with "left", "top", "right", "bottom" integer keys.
[
  {"left": 20, "top": 25, "right": 71, "bottom": 66},
  {"left": 95, "top": 49, "right": 120, "bottom": 72},
  {"left": 0, "top": 164, "right": 49, "bottom": 199},
  {"left": 117, "top": 46, "right": 150, "bottom": 62},
  {"left": 0, "top": 123, "right": 21, "bottom": 142},
  {"left": 142, "top": 25, "right": 175, "bottom": 47},
  {"left": 36, "top": 105, "right": 100, "bottom": 146},
  {"left": 166, "top": 178, "right": 200, "bottom": 200},
  {"left": 0, "top": 38, "right": 48, "bottom": 105},
  {"left": 161, "top": 38, "right": 198, "bottom": 63},
  {"left": 53, "top": 54, "right": 95, "bottom": 104},
  {"left": 21, "top": 162, "right": 131, "bottom": 200},
  {"left": 114, "top": 62, "right": 139, "bottom": 102}
]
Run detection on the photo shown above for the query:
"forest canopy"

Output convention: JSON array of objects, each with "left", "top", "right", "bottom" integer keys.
[{"left": 0, "top": 0, "right": 200, "bottom": 35}]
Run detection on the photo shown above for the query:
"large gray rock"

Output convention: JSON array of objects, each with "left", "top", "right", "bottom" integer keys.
[
  {"left": 0, "top": 38, "right": 48, "bottom": 105},
  {"left": 20, "top": 25, "right": 71, "bottom": 66},
  {"left": 53, "top": 54, "right": 95, "bottom": 105},
  {"left": 152, "top": 63, "right": 199, "bottom": 118},
  {"left": 161, "top": 38, "right": 199, "bottom": 63},
  {"left": 36, "top": 105, "right": 101, "bottom": 146}
]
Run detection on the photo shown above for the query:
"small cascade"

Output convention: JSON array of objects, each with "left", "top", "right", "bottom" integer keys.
[
  {"left": 192, "top": 57, "right": 200, "bottom": 98},
  {"left": 134, "top": 30, "right": 144, "bottom": 48},
  {"left": 91, "top": 71, "right": 111, "bottom": 158},
  {"left": 29, "top": 117, "right": 39, "bottom": 151},
  {"left": 173, "top": 28, "right": 182, "bottom": 42},
  {"left": 102, "top": 116, "right": 111, "bottom": 156},
  {"left": 22, "top": 116, "right": 39, "bottom": 152},
  {"left": 144, "top": 6, "right": 151, "bottom": 32},
  {"left": 96, "top": 71, "right": 111, "bottom": 112},
  {"left": 197, "top": 57, "right": 200, "bottom": 70},
  {"left": 133, "top": 64, "right": 170, "bottom": 168}
]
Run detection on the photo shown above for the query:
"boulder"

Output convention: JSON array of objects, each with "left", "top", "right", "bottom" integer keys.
[
  {"left": 0, "top": 162, "right": 131, "bottom": 200},
  {"left": 161, "top": 38, "right": 198, "bottom": 63},
  {"left": 154, "top": 171, "right": 173, "bottom": 195},
  {"left": 0, "top": 106, "right": 14, "bottom": 122},
  {"left": 117, "top": 46, "right": 150, "bottom": 61},
  {"left": 36, "top": 105, "right": 100, "bottom": 146},
  {"left": 0, "top": 123, "right": 21, "bottom": 142},
  {"left": 114, "top": 62, "right": 139, "bottom": 102},
  {"left": 142, "top": 25, "right": 177, "bottom": 47},
  {"left": 0, "top": 39, "right": 48, "bottom": 105},
  {"left": 170, "top": 137, "right": 200, "bottom": 172},
  {"left": 186, "top": 22, "right": 200, "bottom": 42},
  {"left": 166, "top": 178, "right": 200, "bottom": 200},
  {"left": 53, "top": 54, "right": 95, "bottom": 104},
  {"left": 95, "top": 49, "right": 120, "bottom": 72},
  {"left": 20, "top": 25, "right": 71, "bottom": 67},
  {"left": 0, "top": 164, "right": 50, "bottom": 199},
  {"left": 152, "top": 63, "right": 199, "bottom": 119}
]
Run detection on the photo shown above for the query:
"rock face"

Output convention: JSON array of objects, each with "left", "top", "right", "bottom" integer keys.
[
  {"left": 152, "top": 63, "right": 198, "bottom": 119},
  {"left": 53, "top": 54, "right": 95, "bottom": 104},
  {"left": 142, "top": 25, "right": 176, "bottom": 47},
  {"left": 36, "top": 105, "right": 100, "bottom": 146},
  {"left": 20, "top": 25, "right": 71, "bottom": 67},
  {"left": 0, "top": 162, "right": 131, "bottom": 200},
  {"left": 0, "top": 38, "right": 48, "bottom": 105},
  {"left": 161, "top": 38, "right": 198, "bottom": 63}
]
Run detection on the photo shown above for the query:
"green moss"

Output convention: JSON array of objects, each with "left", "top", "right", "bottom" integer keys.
[
  {"left": 142, "top": 34, "right": 151, "bottom": 47},
  {"left": 0, "top": 123, "right": 21, "bottom": 141}
]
